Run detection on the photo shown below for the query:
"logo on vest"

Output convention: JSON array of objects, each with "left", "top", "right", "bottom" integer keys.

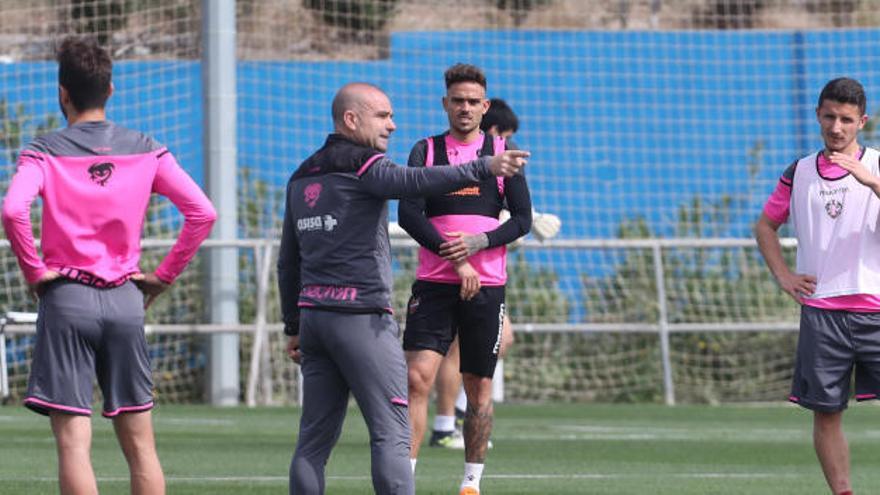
[
  {"left": 825, "top": 199, "right": 843, "bottom": 219},
  {"left": 88, "top": 162, "right": 115, "bottom": 186},
  {"left": 447, "top": 186, "right": 481, "bottom": 197},
  {"left": 303, "top": 183, "right": 322, "bottom": 208}
]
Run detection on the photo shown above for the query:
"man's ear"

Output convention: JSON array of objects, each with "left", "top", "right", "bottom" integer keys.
[
  {"left": 343, "top": 109, "right": 358, "bottom": 131},
  {"left": 59, "top": 85, "right": 70, "bottom": 105}
]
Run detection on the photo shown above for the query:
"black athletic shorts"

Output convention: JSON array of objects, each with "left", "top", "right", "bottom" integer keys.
[
  {"left": 403, "top": 280, "right": 504, "bottom": 378},
  {"left": 790, "top": 304, "right": 880, "bottom": 412}
]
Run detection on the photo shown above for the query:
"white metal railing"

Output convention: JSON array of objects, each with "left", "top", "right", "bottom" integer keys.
[
  {"left": 0, "top": 237, "right": 799, "bottom": 406},
  {"left": 0, "top": 311, "right": 37, "bottom": 399}
]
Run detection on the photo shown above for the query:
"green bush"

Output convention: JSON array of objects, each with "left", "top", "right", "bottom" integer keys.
[
  {"left": 493, "top": 0, "right": 553, "bottom": 25},
  {"left": 71, "top": 0, "right": 128, "bottom": 45},
  {"left": 304, "top": 0, "right": 398, "bottom": 39}
]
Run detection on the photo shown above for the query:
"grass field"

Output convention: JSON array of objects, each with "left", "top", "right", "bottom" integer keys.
[{"left": 2, "top": 402, "right": 880, "bottom": 494}]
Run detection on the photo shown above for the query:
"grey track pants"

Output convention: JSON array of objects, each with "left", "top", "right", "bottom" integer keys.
[{"left": 290, "top": 310, "right": 414, "bottom": 495}]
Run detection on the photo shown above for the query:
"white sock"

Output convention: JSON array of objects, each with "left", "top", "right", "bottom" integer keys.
[
  {"left": 461, "top": 462, "right": 484, "bottom": 490},
  {"left": 433, "top": 415, "right": 455, "bottom": 432},
  {"left": 455, "top": 386, "right": 468, "bottom": 412},
  {"left": 410, "top": 458, "right": 417, "bottom": 474}
]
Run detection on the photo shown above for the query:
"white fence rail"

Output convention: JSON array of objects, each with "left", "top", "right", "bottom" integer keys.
[{"left": 0, "top": 237, "right": 799, "bottom": 406}]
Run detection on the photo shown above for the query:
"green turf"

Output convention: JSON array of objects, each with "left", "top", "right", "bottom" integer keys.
[{"left": 1, "top": 402, "right": 879, "bottom": 494}]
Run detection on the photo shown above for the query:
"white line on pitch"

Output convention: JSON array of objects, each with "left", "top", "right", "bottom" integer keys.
[
  {"left": 0, "top": 472, "right": 801, "bottom": 483},
  {"left": 158, "top": 418, "right": 236, "bottom": 426}
]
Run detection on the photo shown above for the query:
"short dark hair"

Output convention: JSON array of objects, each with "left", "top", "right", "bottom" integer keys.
[
  {"left": 57, "top": 36, "right": 112, "bottom": 112},
  {"left": 444, "top": 63, "right": 486, "bottom": 90},
  {"left": 480, "top": 98, "right": 519, "bottom": 135},
  {"left": 818, "top": 77, "right": 866, "bottom": 115}
]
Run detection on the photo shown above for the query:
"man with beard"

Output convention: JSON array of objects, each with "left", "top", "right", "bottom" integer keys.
[{"left": 399, "top": 65, "right": 532, "bottom": 495}]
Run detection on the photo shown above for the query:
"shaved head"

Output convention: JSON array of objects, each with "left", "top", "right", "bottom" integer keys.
[
  {"left": 332, "top": 82, "right": 385, "bottom": 127},
  {"left": 331, "top": 82, "right": 396, "bottom": 151}
]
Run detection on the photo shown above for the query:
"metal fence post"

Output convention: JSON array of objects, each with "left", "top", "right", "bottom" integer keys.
[
  {"left": 203, "top": 0, "right": 239, "bottom": 406},
  {"left": 652, "top": 242, "right": 675, "bottom": 405},
  {"left": 0, "top": 315, "right": 8, "bottom": 401},
  {"left": 246, "top": 242, "right": 274, "bottom": 407}
]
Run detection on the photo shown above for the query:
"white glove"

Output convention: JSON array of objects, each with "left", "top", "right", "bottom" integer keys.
[
  {"left": 531, "top": 211, "right": 561, "bottom": 242},
  {"left": 499, "top": 208, "right": 511, "bottom": 224},
  {"left": 388, "top": 221, "right": 410, "bottom": 239},
  {"left": 498, "top": 209, "right": 525, "bottom": 249}
]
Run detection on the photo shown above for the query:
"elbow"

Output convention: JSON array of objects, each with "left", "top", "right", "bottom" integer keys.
[
  {"left": 514, "top": 214, "right": 532, "bottom": 237},
  {"left": 397, "top": 210, "right": 415, "bottom": 234},
  {"left": 192, "top": 202, "right": 218, "bottom": 228},
  {"left": 204, "top": 203, "right": 218, "bottom": 224},
  {"left": 1, "top": 200, "right": 25, "bottom": 228},
  {"left": 753, "top": 216, "right": 776, "bottom": 243},
  {"left": 0, "top": 204, "right": 12, "bottom": 227},
  {"left": 753, "top": 222, "right": 769, "bottom": 243}
]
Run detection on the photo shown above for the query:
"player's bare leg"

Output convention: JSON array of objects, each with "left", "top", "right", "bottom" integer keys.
[
  {"left": 432, "top": 337, "right": 464, "bottom": 448},
  {"left": 461, "top": 373, "right": 493, "bottom": 462},
  {"left": 436, "top": 337, "right": 462, "bottom": 417},
  {"left": 460, "top": 372, "right": 494, "bottom": 493},
  {"left": 50, "top": 412, "right": 98, "bottom": 495},
  {"left": 113, "top": 410, "right": 165, "bottom": 495},
  {"left": 813, "top": 411, "right": 851, "bottom": 495},
  {"left": 406, "top": 349, "right": 444, "bottom": 461}
]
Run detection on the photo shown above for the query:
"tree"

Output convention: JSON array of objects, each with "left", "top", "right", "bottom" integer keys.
[
  {"left": 505, "top": 249, "right": 569, "bottom": 324},
  {"left": 492, "top": 0, "right": 554, "bottom": 26},
  {"left": 0, "top": 100, "right": 59, "bottom": 314},
  {"left": 303, "top": 0, "right": 398, "bottom": 42},
  {"left": 580, "top": 141, "right": 799, "bottom": 403},
  {"left": 691, "top": 0, "right": 765, "bottom": 29},
  {"left": 237, "top": 166, "right": 284, "bottom": 325},
  {"left": 71, "top": 0, "right": 127, "bottom": 45},
  {"left": 861, "top": 107, "right": 880, "bottom": 149},
  {"left": 0, "top": 99, "right": 59, "bottom": 166}
]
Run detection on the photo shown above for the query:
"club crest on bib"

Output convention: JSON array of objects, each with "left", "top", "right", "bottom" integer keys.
[
  {"left": 88, "top": 162, "right": 115, "bottom": 186},
  {"left": 303, "top": 183, "right": 322, "bottom": 208},
  {"left": 825, "top": 199, "right": 843, "bottom": 219}
]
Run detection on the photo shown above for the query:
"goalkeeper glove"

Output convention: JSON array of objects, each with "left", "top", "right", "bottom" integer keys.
[
  {"left": 531, "top": 210, "right": 561, "bottom": 242},
  {"left": 387, "top": 221, "right": 410, "bottom": 239}
]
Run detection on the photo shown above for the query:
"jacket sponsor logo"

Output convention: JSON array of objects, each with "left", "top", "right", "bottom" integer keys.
[
  {"left": 825, "top": 199, "right": 843, "bottom": 219},
  {"left": 297, "top": 214, "right": 338, "bottom": 232},
  {"left": 88, "top": 162, "right": 115, "bottom": 186},
  {"left": 301, "top": 284, "right": 358, "bottom": 302},
  {"left": 304, "top": 182, "right": 322, "bottom": 208}
]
